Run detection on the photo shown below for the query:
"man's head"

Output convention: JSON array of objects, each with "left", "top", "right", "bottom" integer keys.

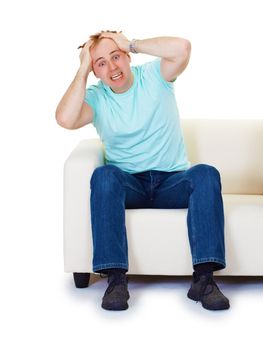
[{"left": 89, "top": 31, "right": 133, "bottom": 94}]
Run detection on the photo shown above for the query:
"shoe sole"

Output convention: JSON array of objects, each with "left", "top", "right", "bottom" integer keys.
[{"left": 101, "top": 302, "right": 129, "bottom": 311}]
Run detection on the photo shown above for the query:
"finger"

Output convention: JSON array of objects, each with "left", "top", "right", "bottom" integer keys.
[
  {"left": 100, "top": 31, "right": 113, "bottom": 37},
  {"left": 78, "top": 42, "right": 86, "bottom": 49},
  {"left": 99, "top": 35, "right": 111, "bottom": 40},
  {"left": 78, "top": 39, "right": 93, "bottom": 49}
]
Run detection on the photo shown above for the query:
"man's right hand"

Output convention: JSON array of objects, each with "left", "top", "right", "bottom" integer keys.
[{"left": 79, "top": 39, "right": 94, "bottom": 74}]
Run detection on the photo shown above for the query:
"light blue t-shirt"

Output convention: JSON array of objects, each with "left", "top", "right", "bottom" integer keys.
[{"left": 84, "top": 58, "right": 190, "bottom": 174}]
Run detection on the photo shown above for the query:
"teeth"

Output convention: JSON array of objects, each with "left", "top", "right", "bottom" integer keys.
[
  {"left": 112, "top": 72, "right": 121, "bottom": 78},
  {"left": 111, "top": 72, "right": 122, "bottom": 80}
]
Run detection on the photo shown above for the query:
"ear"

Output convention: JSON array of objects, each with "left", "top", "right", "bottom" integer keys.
[
  {"left": 91, "top": 63, "right": 98, "bottom": 78},
  {"left": 127, "top": 53, "right": 131, "bottom": 63}
]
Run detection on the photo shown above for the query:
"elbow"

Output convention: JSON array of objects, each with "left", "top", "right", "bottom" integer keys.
[
  {"left": 182, "top": 39, "right": 191, "bottom": 58},
  {"left": 171, "top": 38, "right": 191, "bottom": 62},
  {"left": 55, "top": 108, "right": 65, "bottom": 127},
  {"left": 178, "top": 39, "right": 191, "bottom": 66},
  {"left": 55, "top": 109, "right": 74, "bottom": 130}
]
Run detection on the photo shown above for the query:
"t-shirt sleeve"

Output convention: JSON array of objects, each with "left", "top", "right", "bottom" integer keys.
[
  {"left": 141, "top": 58, "right": 176, "bottom": 91},
  {"left": 84, "top": 85, "right": 99, "bottom": 128}
]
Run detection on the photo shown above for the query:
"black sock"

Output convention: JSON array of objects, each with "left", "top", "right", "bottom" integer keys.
[
  {"left": 194, "top": 262, "right": 215, "bottom": 277},
  {"left": 99, "top": 268, "right": 127, "bottom": 276}
]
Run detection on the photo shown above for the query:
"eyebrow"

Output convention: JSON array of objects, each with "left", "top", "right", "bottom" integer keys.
[{"left": 94, "top": 50, "right": 121, "bottom": 64}]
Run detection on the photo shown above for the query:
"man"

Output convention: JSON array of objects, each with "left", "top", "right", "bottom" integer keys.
[{"left": 56, "top": 30, "right": 230, "bottom": 311}]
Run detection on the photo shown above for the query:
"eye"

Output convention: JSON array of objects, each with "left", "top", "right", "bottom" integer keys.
[
  {"left": 113, "top": 55, "right": 120, "bottom": 60},
  {"left": 98, "top": 61, "right": 106, "bottom": 67}
]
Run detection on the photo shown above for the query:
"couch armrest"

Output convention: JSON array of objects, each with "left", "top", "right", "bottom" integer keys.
[{"left": 63, "top": 139, "right": 104, "bottom": 272}]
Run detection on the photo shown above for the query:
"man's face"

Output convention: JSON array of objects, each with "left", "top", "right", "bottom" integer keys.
[{"left": 90, "top": 38, "right": 133, "bottom": 93}]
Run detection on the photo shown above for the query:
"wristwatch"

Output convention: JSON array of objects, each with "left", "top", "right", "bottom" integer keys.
[{"left": 129, "top": 39, "right": 138, "bottom": 54}]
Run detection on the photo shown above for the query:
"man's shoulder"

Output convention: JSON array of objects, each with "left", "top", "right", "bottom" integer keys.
[
  {"left": 87, "top": 80, "right": 103, "bottom": 91},
  {"left": 132, "top": 58, "right": 160, "bottom": 72},
  {"left": 86, "top": 80, "right": 106, "bottom": 98},
  {"left": 131, "top": 58, "right": 161, "bottom": 86}
]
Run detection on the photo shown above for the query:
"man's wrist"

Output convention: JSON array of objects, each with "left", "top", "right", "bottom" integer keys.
[
  {"left": 77, "top": 65, "right": 90, "bottom": 80},
  {"left": 129, "top": 39, "right": 139, "bottom": 54}
]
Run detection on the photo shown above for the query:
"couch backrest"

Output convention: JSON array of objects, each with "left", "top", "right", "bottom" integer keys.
[{"left": 181, "top": 119, "right": 263, "bottom": 194}]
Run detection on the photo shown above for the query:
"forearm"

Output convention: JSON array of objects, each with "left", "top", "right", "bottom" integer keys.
[
  {"left": 56, "top": 66, "right": 89, "bottom": 128},
  {"left": 134, "top": 36, "right": 191, "bottom": 60}
]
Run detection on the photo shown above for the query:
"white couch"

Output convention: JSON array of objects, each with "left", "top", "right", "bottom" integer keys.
[{"left": 63, "top": 119, "right": 263, "bottom": 285}]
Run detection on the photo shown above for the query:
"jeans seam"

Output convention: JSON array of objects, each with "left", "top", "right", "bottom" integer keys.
[
  {"left": 93, "top": 262, "right": 129, "bottom": 272},
  {"left": 192, "top": 257, "right": 226, "bottom": 267}
]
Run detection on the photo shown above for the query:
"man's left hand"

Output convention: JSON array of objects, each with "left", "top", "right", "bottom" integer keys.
[{"left": 99, "top": 31, "right": 130, "bottom": 53}]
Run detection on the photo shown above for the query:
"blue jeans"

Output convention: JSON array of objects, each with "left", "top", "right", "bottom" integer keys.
[{"left": 90, "top": 164, "right": 225, "bottom": 272}]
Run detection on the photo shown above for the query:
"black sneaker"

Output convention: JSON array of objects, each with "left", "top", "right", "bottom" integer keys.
[
  {"left": 101, "top": 272, "right": 130, "bottom": 311},
  {"left": 187, "top": 272, "right": 230, "bottom": 310}
]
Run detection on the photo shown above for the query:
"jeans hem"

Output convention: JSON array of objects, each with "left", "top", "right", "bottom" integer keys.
[
  {"left": 93, "top": 262, "right": 128, "bottom": 273},
  {"left": 192, "top": 257, "right": 226, "bottom": 269}
]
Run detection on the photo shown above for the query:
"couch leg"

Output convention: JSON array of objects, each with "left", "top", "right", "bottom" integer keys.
[{"left": 73, "top": 273, "right": 90, "bottom": 288}]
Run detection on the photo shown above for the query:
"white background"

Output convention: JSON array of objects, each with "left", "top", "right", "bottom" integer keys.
[{"left": 0, "top": 0, "right": 262, "bottom": 348}]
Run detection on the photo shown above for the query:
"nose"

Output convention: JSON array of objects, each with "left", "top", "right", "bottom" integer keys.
[{"left": 108, "top": 60, "right": 117, "bottom": 71}]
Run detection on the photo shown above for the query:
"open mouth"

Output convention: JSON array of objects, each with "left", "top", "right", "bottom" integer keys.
[{"left": 111, "top": 72, "right": 123, "bottom": 81}]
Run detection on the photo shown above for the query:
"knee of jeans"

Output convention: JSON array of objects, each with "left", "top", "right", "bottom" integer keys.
[
  {"left": 191, "top": 164, "right": 221, "bottom": 183},
  {"left": 90, "top": 165, "right": 123, "bottom": 189}
]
